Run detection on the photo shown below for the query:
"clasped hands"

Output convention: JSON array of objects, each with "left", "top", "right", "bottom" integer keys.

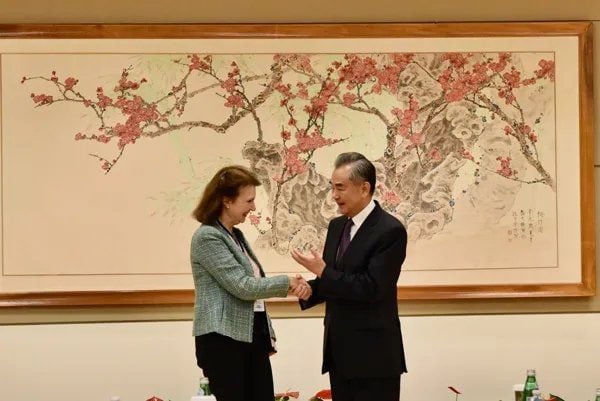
[{"left": 288, "top": 274, "right": 311, "bottom": 300}]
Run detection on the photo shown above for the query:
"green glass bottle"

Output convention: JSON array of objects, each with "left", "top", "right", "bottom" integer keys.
[
  {"left": 594, "top": 387, "right": 600, "bottom": 401},
  {"left": 523, "top": 369, "right": 539, "bottom": 401},
  {"left": 198, "top": 377, "right": 212, "bottom": 396}
]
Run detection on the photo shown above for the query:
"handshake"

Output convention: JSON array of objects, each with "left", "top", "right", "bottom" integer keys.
[{"left": 288, "top": 274, "right": 312, "bottom": 300}]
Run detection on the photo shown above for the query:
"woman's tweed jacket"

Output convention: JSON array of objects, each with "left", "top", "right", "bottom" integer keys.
[{"left": 191, "top": 223, "right": 289, "bottom": 343}]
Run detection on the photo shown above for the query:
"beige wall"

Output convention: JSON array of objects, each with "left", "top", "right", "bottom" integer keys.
[{"left": 2, "top": 314, "right": 600, "bottom": 401}]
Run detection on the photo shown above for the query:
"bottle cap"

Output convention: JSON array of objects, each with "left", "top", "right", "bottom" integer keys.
[
  {"left": 527, "top": 369, "right": 536, "bottom": 375},
  {"left": 200, "top": 377, "right": 209, "bottom": 384}
]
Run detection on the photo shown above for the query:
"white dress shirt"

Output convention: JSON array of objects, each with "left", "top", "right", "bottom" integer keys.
[{"left": 349, "top": 199, "right": 376, "bottom": 240}]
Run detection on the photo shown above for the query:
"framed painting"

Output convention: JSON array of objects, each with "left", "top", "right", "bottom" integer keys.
[{"left": 0, "top": 22, "right": 594, "bottom": 307}]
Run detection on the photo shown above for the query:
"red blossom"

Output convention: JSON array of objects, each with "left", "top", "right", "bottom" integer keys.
[
  {"left": 64, "top": 77, "right": 79, "bottom": 91},
  {"left": 461, "top": 148, "right": 475, "bottom": 161},
  {"left": 282, "top": 146, "right": 309, "bottom": 176},
  {"left": 114, "top": 95, "right": 160, "bottom": 123},
  {"left": 503, "top": 68, "right": 521, "bottom": 88},
  {"left": 439, "top": 61, "right": 489, "bottom": 103},
  {"left": 496, "top": 156, "right": 517, "bottom": 178},
  {"left": 96, "top": 134, "right": 111, "bottom": 143},
  {"left": 303, "top": 79, "right": 338, "bottom": 119},
  {"left": 221, "top": 77, "right": 238, "bottom": 93},
  {"left": 342, "top": 92, "right": 356, "bottom": 106},
  {"left": 392, "top": 53, "right": 415, "bottom": 69},
  {"left": 488, "top": 52, "right": 511, "bottom": 73},
  {"left": 30, "top": 93, "right": 54, "bottom": 105},
  {"left": 498, "top": 88, "right": 516, "bottom": 104},
  {"left": 295, "top": 130, "right": 336, "bottom": 152},
  {"left": 224, "top": 94, "right": 244, "bottom": 108},
  {"left": 428, "top": 147, "right": 442, "bottom": 162},
  {"left": 375, "top": 64, "right": 402, "bottom": 93},
  {"left": 109, "top": 94, "right": 160, "bottom": 148},
  {"left": 273, "top": 53, "right": 313, "bottom": 73},
  {"left": 392, "top": 97, "right": 419, "bottom": 138},
  {"left": 528, "top": 131, "right": 538, "bottom": 142},
  {"left": 280, "top": 130, "right": 291, "bottom": 141},
  {"left": 518, "top": 123, "right": 537, "bottom": 143},
  {"left": 114, "top": 69, "right": 143, "bottom": 92},
  {"left": 409, "top": 132, "right": 425, "bottom": 147},
  {"left": 441, "top": 53, "right": 472, "bottom": 69},
  {"left": 96, "top": 93, "right": 113, "bottom": 109},
  {"left": 248, "top": 214, "right": 261, "bottom": 226},
  {"left": 188, "top": 54, "right": 211, "bottom": 72},
  {"left": 275, "top": 83, "right": 295, "bottom": 100},
  {"left": 338, "top": 54, "right": 378, "bottom": 89},
  {"left": 377, "top": 184, "right": 401, "bottom": 206},
  {"left": 113, "top": 119, "right": 142, "bottom": 149},
  {"left": 296, "top": 82, "right": 309, "bottom": 100},
  {"left": 280, "top": 130, "right": 339, "bottom": 180},
  {"left": 535, "top": 59, "right": 555, "bottom": 81}
]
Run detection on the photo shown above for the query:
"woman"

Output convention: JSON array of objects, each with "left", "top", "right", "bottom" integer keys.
[{"left": 191, "top": 165, "right": 310, "bottom": 401}]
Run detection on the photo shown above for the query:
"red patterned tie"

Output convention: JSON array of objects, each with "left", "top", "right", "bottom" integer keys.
[{"left": 336, "top": 218, "right": 354, "bottom": 263}]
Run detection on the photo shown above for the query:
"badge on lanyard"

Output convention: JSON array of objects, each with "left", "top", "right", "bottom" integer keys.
[{"left": 254, "top": 299, "right": 265, "bottom": 312}]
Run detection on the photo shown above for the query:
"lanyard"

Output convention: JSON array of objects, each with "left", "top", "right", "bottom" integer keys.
[
  {"left": 216, "top": 220, "right": 245, "bottom": 252},
  {"left": 216, "top": 220, "right": 264, "bottom": 278}
]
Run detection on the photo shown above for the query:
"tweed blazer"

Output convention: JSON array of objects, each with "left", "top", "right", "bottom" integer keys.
[{"left": 191, "top": 222, "right": 289, "bottom": 343}]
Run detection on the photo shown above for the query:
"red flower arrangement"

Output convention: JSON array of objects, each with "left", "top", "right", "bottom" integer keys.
[{"left": 310, "top": 389, "right": 332, "bottom": 400}]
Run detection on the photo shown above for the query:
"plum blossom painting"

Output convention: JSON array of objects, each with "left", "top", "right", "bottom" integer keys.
[{"left": 0, "top": 23, "right": 594, "bottom": 307}]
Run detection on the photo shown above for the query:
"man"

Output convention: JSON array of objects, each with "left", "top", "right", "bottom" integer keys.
[{"left": 291, "top": 152, "right": 407, "bottom": 401}]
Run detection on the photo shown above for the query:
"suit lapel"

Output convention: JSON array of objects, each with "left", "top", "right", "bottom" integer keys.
[
  {"left": 325, "top": 217, "right": 346, "bottom": 267},
  {"left": 338, "top": 203, "right": 383, "bottom": 265}
]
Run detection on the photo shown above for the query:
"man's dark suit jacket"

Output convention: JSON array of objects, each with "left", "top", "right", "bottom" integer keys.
[{"left": 300, "top": 201, "right": 408, "bottom": 379}]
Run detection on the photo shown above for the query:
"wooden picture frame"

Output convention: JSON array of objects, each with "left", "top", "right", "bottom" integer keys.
[{"left": 0, "top": 22, "right": 594, "bottom": 307}]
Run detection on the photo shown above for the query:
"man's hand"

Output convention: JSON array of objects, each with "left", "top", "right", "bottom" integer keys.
[{"left": 290, "top": 249, "right": 326, "bottom": 278}]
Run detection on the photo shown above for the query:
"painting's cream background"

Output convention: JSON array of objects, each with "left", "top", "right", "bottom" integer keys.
[
  {"left": 0, "top": 0, "right": 599, "bottom": 400},
  {"left": 0, "top": 38, "right": 579, "bottom": 291}
]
